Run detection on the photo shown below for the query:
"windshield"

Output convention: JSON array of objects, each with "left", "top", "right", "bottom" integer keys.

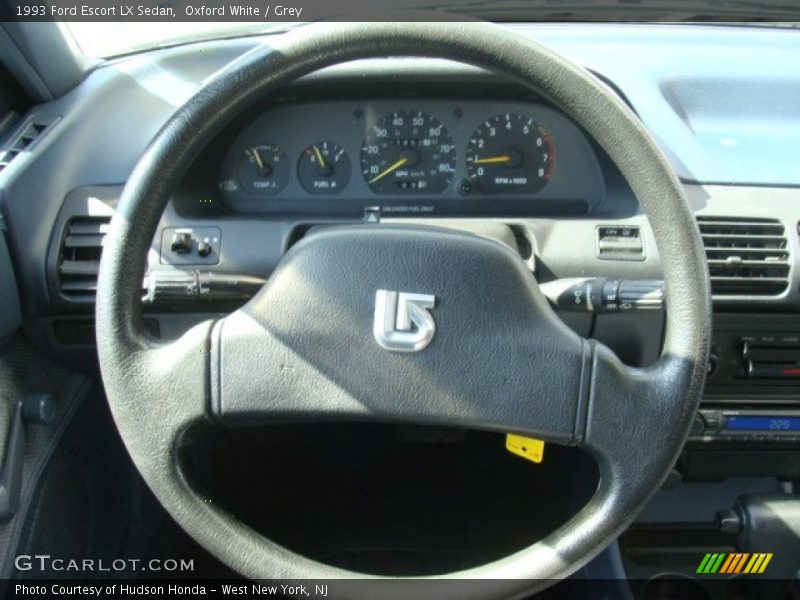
[
  {"left": 65, "top": 23, "right": 300, "bottom": 58},
  {"left": 63, "top": 0, "right": 800, "bottom": 59}
]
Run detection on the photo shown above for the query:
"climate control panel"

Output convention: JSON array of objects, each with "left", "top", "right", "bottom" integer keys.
[{"left": 707, "top": 328, "right": 800, "bottom": 388}]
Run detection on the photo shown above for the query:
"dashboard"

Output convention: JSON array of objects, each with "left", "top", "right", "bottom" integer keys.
[
  {"left": 1, "top": 21, "right": 800, "bottom": 593},
  {"left": 217, "top": 100, "right": 604, "bottom": 217},
  {"left": 2, "top": 24, "right": 800, "bottom": 484}
]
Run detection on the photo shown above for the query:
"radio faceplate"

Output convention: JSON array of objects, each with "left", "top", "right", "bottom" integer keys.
[{"left": 690, "top": 408, "right": 800, "bottom": 444}]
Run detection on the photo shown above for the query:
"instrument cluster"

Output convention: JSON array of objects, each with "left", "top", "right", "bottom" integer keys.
[{"left": 217, "top": 100, "right": 604, "bottom": 217}]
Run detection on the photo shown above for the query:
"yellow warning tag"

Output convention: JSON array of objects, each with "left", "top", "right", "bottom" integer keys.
[{"left": 505, "top": 434, "right": 545, "bottom": 464}]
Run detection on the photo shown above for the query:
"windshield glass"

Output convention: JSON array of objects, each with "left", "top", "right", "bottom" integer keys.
[
  {"left": 64, "top": 0, "right": 800, "bottom": 59},
  {"left": 65, "top": 23, "right": 300, "bottom": 58}
]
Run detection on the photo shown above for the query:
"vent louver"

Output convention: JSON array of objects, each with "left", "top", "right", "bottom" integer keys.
[
  {"left": 57, "top": 217, "right": 110, "bottom": 299},
  {"left": 0, "top": 120, "right": 52, "bottom": 173},
  {"left": 697, "top": 216, "right": 790, "bottom": 297}
]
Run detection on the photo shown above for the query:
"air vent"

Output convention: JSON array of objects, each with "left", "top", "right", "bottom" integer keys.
[
  {"left": 0, "top": 119, "right": 55, "bottom": 173},
  {"left": 57, "top": 217, "right": 110, "bottom": 299},
  {"left": 697, "top": 216, "right": 790, "bottom": 296}
]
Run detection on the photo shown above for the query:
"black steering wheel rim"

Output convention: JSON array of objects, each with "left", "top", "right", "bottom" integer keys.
[{"left": 96, "top": 21, "right": 711, "bottom": 597}]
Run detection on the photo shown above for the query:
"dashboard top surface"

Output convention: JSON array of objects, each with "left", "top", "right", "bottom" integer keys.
[
  {"left": 508, "top": 23, "right": 800, "bottom": 187},
  {"left": 1, "top": 22, "right": 800, "bottom": 322}
]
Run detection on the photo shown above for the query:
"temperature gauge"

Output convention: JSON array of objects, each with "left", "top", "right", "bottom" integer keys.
[{"left": 237, "top": 143, "right": 289, "bottom": 195}]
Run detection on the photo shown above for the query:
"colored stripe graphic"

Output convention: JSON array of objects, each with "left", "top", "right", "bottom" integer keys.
[
  {"left": 697, "top": 553, "right": 725, "bottom": 574},
  {"left": 744, "top": 554, "right": 760, "bottom": 573},
  {"left": 731, "top": 553, "right": 749, "bottom": 573},
  {"left": 757, "top": 553, "right": 773, "bottom": 573},
  {"left": 711, "top": 553, "right": 726, "bottom": 573},
  {"left": 697, "top": 552, "right": 773, "bottom": 574},
  {"left": 719, "top": 553, "right": 736, "bottom": 573},
  {"left": 696, "top": 553, "right": 713, "bottom": 573}
]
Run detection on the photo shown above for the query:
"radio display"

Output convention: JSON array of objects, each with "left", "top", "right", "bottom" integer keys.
[{"left": 725, "top": 416, "right": 800, "bottom": 432}]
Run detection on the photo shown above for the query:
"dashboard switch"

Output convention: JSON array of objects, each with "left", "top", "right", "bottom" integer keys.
[
  {"left": 617, "top": 280, "right": 664, "bottom": 311},
  {"left": 145, "top": 271, "right": 198, "bottom": 304},
  {"left": 170, "top": 231, "right": 193, "bottom": 254},
  {"left": 716, "top": 509, "right": 742, "bottom": 536},
  {"left": 540, "top": 278, "right": 664, "bottom": 313},
  {"left": 690, "top": 416, "right": 706, "bottom": 437},
  {"left": 146, "top": 270, "right": 266, "bottom": 307},
  {"left": 160, "top": 226, "right": 221, "bottom": 266},
  {"left": 538, "top": 278, "right": 598, "bottom": 312},
  {"left": 747, "top": 361, "right": 800, "bottom": 379},
  {"left": 364, "top": 207, "right": 381, "bottom": 224},
  {"left": 707, "top": 353, "right": 718, "bottom": 376},
  {"left": 701, "top": 410, "right": 721, "bottom": 430},
  {"left": 602, "top": 279, "right": 620, "bottom": 311},
  {"left": 596, "top": 225, "right": 645, "bottom": 261}
]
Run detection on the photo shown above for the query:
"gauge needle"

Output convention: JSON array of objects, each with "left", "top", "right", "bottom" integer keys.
[
  {"left": 369, "top": 157, "right": 408, "bottom": 184},
  {"left": 472, "top": 155, "right": 512, "bottom": 165},
  {"left": 251, "top": 148, "right": 266, "bottom": 170},
  {"left": 312, "top": 145, "right": 327, "bottom": 169}
]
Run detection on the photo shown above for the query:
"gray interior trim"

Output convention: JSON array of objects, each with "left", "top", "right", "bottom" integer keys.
[
  {"left": 0, "top": 335, "right": 90, "bottom": 581},
  {"left": 0, "top": 25, "right": 51, "bottom": 103},
  {"left": 0, "top": 23, "right": 96, "bottom": 100}
]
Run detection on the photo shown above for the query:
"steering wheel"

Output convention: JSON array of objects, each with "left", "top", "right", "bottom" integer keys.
[{"left": 96, "top": 22, "right": 710, "bottom": 598}]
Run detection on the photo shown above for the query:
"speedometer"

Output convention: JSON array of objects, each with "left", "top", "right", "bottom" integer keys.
[
  {"left": 466, "top": 113, "right": 556, "bottom": 194},
  {"left": 361, "top": 111, "right": 456, "bottom": 193}
]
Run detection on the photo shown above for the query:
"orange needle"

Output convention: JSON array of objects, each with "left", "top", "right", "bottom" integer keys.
[{"left": 472, "top": 155, "right": 512, "bottom": 165}]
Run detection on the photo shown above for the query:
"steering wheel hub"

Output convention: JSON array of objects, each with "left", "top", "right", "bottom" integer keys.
[{"left": 212, "top": 226, "right": 587, "bottom": 442}]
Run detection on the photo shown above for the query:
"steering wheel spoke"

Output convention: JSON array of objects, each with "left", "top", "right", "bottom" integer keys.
[
  {"left": 579, "top": 342, "right": 702, "bottom": 518},
  {"left": 98, "top": 318, "right": 215, "bottom": 472}
]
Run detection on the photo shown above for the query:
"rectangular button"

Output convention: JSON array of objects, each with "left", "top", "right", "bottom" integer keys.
[{"left": 747, "top": 361, "right": 800, "bottom": 379}]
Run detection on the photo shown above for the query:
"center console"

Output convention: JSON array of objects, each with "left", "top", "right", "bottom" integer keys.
[
  {"left": 625, "top": 312, "right": 800, "bottom": 598},
  {"left": 682, "top": 313, "right": 800, "bottom": 482}
]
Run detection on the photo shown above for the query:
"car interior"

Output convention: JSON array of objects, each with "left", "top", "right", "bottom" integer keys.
[{"left": 0, "top": 14, "right": 799, "bottom": 600}]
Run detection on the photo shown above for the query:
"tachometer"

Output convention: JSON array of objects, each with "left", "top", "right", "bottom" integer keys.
[
  {"left": 466, "top": 114, "right": 555, "bottom": 194},
  {"left": 361, "top": 111, "right": 456, "bottom": 193}
]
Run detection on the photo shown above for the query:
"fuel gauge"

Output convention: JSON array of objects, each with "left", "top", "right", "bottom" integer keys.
[
  {"left": 237, "top": 143, "right": 289, "bottom": 195},
  {"left": 297, "top": 142, "right": 350, "bottom": 194}
]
